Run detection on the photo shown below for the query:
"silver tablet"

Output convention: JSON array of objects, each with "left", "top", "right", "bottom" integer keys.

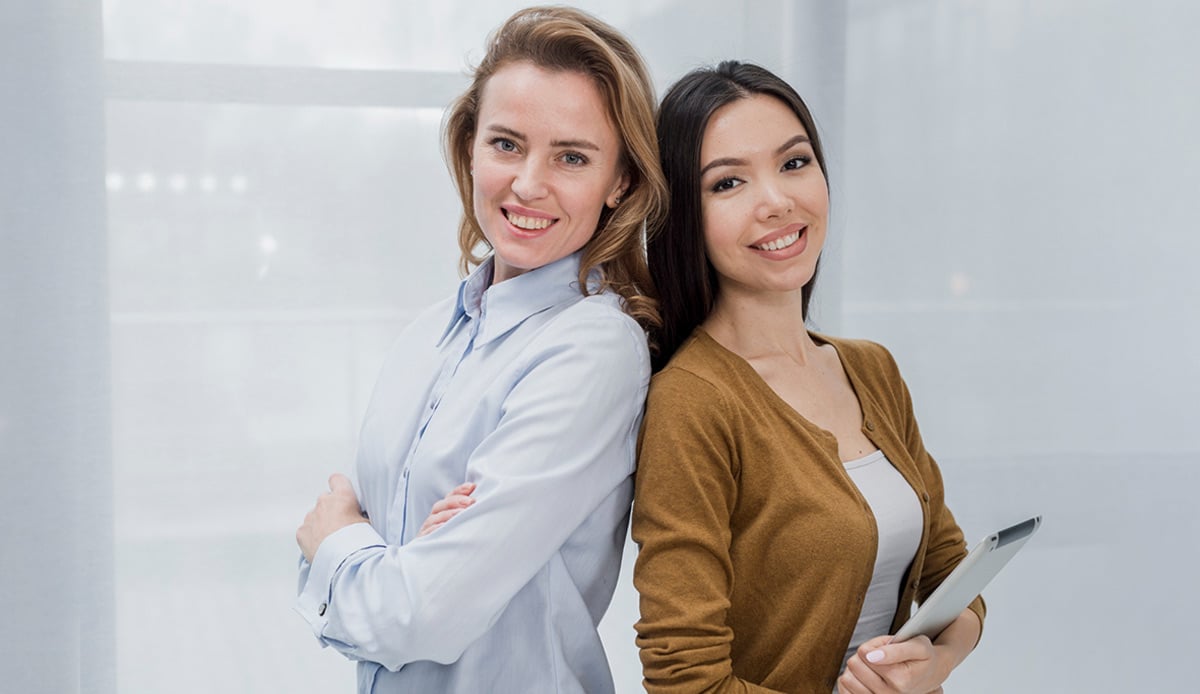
[{"left": 891, "top": 515, "right": 1042, "bottom": 643}]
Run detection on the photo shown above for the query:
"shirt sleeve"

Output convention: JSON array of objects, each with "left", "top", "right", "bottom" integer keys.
[
  {"left": 294, "top": 311, "right": 648, "bottom": 670},
  {"left": 631, "top": 369, "right": 787, "bottom": 694}
]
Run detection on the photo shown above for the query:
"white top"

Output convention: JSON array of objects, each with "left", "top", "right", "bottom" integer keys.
[
  {"left": 294, "top": 252, "right": 650, "bottom": 693},
  {"left": 840, "top": 449, "right": 924, "bottom": 672}
]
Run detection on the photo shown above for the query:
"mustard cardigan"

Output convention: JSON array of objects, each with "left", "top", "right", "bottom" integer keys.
[{"left": 632, "top": 330, "right": 986, "bottom": 693}]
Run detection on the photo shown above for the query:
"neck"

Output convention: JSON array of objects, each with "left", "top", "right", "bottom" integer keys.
[{"left": 702, "top": 285, "right": 818, "bottom": 365}]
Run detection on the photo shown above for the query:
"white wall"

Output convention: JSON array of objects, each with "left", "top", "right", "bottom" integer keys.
[
  {"left": 842, "top": 1, "right": 1200, "bottom": 691},
  {"left": 2, "top": 2, "right": 1194, "bottom": 692}
]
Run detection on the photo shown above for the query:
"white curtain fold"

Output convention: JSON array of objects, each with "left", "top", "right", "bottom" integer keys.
[{"left": 1, "top": 3, "right": 114, "bottom": 694}]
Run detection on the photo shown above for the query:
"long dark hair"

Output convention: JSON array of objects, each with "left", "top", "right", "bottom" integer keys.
[{"left": 647, "top": 61, "right": 828, "bottom": 371}]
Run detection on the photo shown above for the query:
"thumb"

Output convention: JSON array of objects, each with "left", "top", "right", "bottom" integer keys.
[
  {"left": 858, "top": 634, "right": 892, "bottom": 664},
  {"left": 328, "top": 473, "right": 356, "bottom": 498},
  {"left": 865, "top": 635, "right": 932, "bottom": 665}
]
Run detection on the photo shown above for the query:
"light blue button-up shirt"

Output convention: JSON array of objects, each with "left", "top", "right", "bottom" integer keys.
[{"left": 295, "top": 251, "right": 649, "bottom": 693}]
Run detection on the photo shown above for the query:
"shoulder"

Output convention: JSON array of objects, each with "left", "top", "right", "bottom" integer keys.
[
  {"left": 644, "top": 333, "right": 739, "bottom": 418},
  {"left": 527, "top": 291, "right": 651, "bottom": 378},
  {"left": 818, "top": 333, "right": 914, "bottom": 421},
  {"left": 818, "top": 332, "right": 904, "bottom": 384}
]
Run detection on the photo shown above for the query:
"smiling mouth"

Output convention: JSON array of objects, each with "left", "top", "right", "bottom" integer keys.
[
  {"left": 753, "top": 228, "right": 803, "bottom": 251},
  {"left": 504, "top": 208, "right": 557, "bottom": 231}
]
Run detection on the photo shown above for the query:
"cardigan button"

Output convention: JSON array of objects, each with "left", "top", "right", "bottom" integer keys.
[
  {"left": 922, "top": 492, "right": 930, "bottom": 502},
  {"left": 864, "top": 419, "right": 875, "bottom": 431}
]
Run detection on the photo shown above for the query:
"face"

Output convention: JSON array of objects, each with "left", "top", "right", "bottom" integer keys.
[
  {"left": 470, "top": 61, "right": 629, "bottom": 284},
  {"left": 699, "top": 94, "right": 828, "bottom": 300}
]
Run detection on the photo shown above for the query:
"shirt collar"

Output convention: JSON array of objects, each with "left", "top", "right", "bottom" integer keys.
[{"left": 438, "top": 251, "right": 595, "bottom": 348}]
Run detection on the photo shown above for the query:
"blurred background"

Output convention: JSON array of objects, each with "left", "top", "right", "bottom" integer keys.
[{"left": 2, "top": 1, "right": 1197, "bottom": 692}]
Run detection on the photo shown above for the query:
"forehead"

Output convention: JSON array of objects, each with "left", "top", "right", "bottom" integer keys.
[
  {"left": 701, "top": 94, "right": 808, "bottom": 162},
  {"left": 476, "top": 61, "right": 619, "bottom": 145}
]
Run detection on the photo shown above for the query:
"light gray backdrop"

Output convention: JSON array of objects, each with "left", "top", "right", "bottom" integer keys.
[{"left": 2, "top": 1, "right": 1196, "bottom": 692}]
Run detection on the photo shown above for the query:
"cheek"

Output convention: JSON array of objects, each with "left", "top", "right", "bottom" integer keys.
[
  {"left": 700, "top": 202, "right": 735, "bottom": 256},
  {"left": 470, "top": 162, "right": 508, "bottom": 211},
  {"left": 564, "top": 181, "right": 608, "bottom": 225},
  {"left": 803, "top": 182, "right": 831, "bottom": 220}
]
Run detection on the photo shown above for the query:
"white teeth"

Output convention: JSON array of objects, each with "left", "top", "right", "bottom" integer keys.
[
  {"left": 755, "top": 230, "right": 801, "bottom": 252},
  {"left": 505, "top": 211, "right": 553, "bottom": 230}
]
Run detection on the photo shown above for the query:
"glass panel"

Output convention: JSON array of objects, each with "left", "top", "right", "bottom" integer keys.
[
  {"left": 107, "top": 103, "right": 460, "bottom": 313},
  {"left": 102, "top": 0, "right": 745, "bottom": 78},
  {"left": 107, "top": 102, "right": 458, "bottom": 690}
]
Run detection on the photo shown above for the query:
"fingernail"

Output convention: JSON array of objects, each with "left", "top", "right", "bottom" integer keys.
[{"left": 866, "top": 649, "right": 885, "bottom": 663}]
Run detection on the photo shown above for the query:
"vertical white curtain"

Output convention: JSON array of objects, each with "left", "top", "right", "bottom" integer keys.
[
  {"left": 842, "top": 1, "right": 1200, "bottom": 691},
  {"left": 1, "top": 3, "right": 114, "bottom": 694}
]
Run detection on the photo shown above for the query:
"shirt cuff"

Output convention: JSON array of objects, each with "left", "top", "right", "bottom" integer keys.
[{"left": 294, "top": 522, "right": 387, "bottom": 640}]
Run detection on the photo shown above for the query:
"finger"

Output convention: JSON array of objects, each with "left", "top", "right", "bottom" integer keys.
[
  {"left": 418, "top": 516, "right": 457, "bottom": 537},
  {"left": 864, "top": 634, "right": 933, "bottom": 666},
  {"left": 430, "top": 495, "right": 476, "bottom": 514},
  {"left": 836, "top": 667, "right": 872, "bottom": 694},
  {"left": 846, "top": 654, "right": 893, "bottom": 693},
  {"left": 447, "top": 482, "right": 476, "bottom": 497},
  {"left": 328, "top": 473, "right": 356, "bottom": 496},
  {"left": 427, "top": 508, "right": 465, "bottom": 526},
  {"left": 418, "top": 508, "right": 465, "bottom": 535},
  {"left": 418, "top": 521, "right": 444, "bottom": 537},
  {"left": 858, "top": 634, "right": 892, "bottom": 653}
]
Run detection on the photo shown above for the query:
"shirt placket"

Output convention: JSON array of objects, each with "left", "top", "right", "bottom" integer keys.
[{"left": 392, "top": 311, "right": 481, "bottom": 542}]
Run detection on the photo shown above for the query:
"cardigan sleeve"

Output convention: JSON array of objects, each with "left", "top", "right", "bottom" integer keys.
[
  {"left": 631, "top": 368, "right": 787, "bottom": 694},
  {"left": 885, "top": 349, "right": 988, "bottom": 636}
]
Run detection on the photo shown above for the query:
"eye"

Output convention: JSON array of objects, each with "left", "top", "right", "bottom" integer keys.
[
  {"left": 783, "top": 155, "right": 811, "bottom": 171},
  {"left": 489, "top": 137, "right": 518, "bottom": 153},
  {"left": 560, "top": 152, "right": 589, "bottom": 167},
  {"left": 710, "top": 177, "right": 743, "bottom": 193}
]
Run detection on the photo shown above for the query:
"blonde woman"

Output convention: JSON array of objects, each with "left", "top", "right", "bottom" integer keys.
[{"left": 294, "top": 7, "right": 666, "bottom": 693}]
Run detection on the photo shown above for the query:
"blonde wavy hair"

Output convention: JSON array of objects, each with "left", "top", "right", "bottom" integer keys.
[{"left": 443, "top": 6, "right": 667, "bottom": 333}]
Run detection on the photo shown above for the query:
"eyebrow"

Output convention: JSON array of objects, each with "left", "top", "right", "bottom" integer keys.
[
  {"left": 699, "top": 134, "right": 812, "bottom": 177},
  {"left": 484, "top": 124, "right": 600, "bottom": 151}
]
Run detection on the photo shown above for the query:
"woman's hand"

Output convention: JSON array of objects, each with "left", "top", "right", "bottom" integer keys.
[
  {"left": 418, "top": 482, "right": 476, "bottom": 537},
  {"left": 837, "top": 608, "right": 981, "bottom": 694},
  {"left": 296, "top": 473, "right": 369, "bottom": 563},
  {"left": 837, "top": 634, "right": 945, "bottom": 694}
]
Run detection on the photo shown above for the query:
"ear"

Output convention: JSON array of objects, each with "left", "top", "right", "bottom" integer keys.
[
  {"left": 467, "top": 132, "right": 475, "bottom": 176},
  {"left": 606, "top": 173, "right": 630, "bottom": 209}
]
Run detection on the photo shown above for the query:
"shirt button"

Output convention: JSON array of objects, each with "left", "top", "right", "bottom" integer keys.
[{"left": 318, "top": 602, "right": 327, "bottom": 616}]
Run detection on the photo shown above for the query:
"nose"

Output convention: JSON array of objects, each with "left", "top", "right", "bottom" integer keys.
[
  {"left": 511, "top": 158, "right": 549, "bottom": 201},
  {"left": 755, "top": 179, "right": 793, "bottom": 222}
]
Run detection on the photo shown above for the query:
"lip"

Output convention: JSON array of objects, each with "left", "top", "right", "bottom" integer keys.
[
  {"left": 502, "top": 203, "right": 558, "bottom": 220},
  {"left": 748, "top": 224, "right": 808, "bottom": 260},
  {"left": 499, "top": 202, "right": 559, "bottom": 237},
  {"left": 501, "top": 204, "right": 559, "bottom": 238},
  {"left": 750, "top": 223, "right": 806, "bottom": 249}
]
